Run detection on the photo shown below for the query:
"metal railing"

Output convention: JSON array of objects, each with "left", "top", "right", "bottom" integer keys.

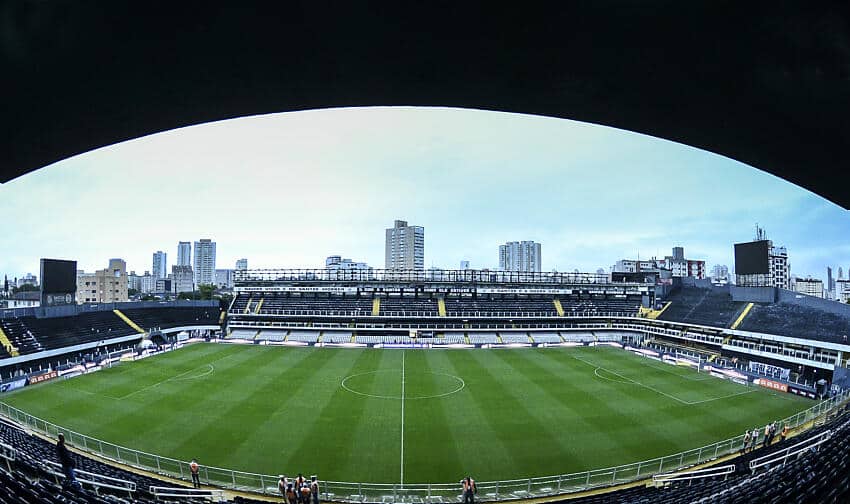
[{"left": 1, "top": 389, "right": 847, "bottom": 503}]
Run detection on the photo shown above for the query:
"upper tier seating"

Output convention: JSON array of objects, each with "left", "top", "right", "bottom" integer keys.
[
  {"left": 0, "top": 307, "right": 220, "bottom": 358},
  {"left": 658, "top": 287, "right": 747, "bottom": 328},
  {"left": 229, "top": 294, "right": 640, "bottom": 318},
  {"left": 739, "top": 302, "right": 850, "bottom": 345},
  {"left": 118, "top": 307, "right": 219, "bottom": 331}
]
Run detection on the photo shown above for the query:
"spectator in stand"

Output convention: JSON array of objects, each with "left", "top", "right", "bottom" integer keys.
[
  {"left": 763, "top": 424, "right": 771, "bottom": 447},
  {"left": 742, "top": 430, "right": 751, "bottom": 453},
  {"left": 751, "top": 428, "right": 760, "bottom": 450},
  {"left": 56, "top": 433, "right": 80, "bottom": 490},
  {"left": 769, "top": 422, "right": 778, "bottom": 445},
  {"left": 781, "top": 424, "right": 789, "bottom": 442},
  {"left": 310, "top": 475, "right": 320, "bottom": 504},
  {"left": 190, "top": 459, "right": 201, "bottom": 488}
]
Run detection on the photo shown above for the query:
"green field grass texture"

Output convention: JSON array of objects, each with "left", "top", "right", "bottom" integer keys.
[{"left": 1, "top": 343, "right": 812, "bottom": 484}]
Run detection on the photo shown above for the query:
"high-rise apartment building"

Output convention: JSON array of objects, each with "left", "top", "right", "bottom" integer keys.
[
  {"left": 177, "top": 242, "right": 192, "bottom": 267},
  {"left": 193, "top": 239, "right": 216, "bottom": 286},
  {"left": 499, "top": 241, "right": 542, "bottom": 272},
  {"left": 236, "top": 258, "right": 248, "bottom": 270},
  {"left": 794, "top": 277, "right": 824, "bottom": 298},
  {"left": 76, "top": 258, "right": 128, "bottom": 303},
  {"left": 152, "top": 251, "right": 167, "bottom": 279},
  {"left": 385, "top": 220, "right": 424, "bottom": 270},
  {"left": 171, "top": 265, "right": 194, "bottom": 294}
]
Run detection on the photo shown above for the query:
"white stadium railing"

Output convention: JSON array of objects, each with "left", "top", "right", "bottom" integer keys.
[
  {"left": 0, "top": 440, "right": 16, "bottom": 472},
  {"left": 150, "top": 486, "right": 226, "bottom": 502},
  {"left": 41, "top": 459, "right": 137, "bottom": 496},
  {"left": 652, "top": 464, "right": 735, "bottom": 487},
  {"left": 1, "top": 389, "right": 848, "bottom": 503}
]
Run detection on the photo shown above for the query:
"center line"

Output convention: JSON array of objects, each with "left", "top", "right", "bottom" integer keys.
[{"left": 400, "top": 349, "right": 405, "bottom": 486}]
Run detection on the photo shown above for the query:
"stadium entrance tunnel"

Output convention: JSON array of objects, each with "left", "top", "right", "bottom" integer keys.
[{"left": 341, "top": 369, "right": 465, "bottom": 400}]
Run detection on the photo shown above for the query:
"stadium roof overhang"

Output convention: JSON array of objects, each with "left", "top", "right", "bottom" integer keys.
[{"left": 3, "top": 3, "right": 850, "bottom": 209}]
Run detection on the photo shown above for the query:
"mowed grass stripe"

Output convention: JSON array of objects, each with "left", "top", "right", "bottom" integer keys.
[
  {"left": 172, "top": 347, "right": 342, "bottom": 471},
  {"left": 447, "top": 350, "right": 571, "bottom": 481},
  {"left": 283, "top": 349, "right": 398, "bottom": 482},
  {"left": 506, "top": 349, "right": 681, "bottom": 467},
  {"left": 403, "top": 350, "right": 465, "bottom": 483}
]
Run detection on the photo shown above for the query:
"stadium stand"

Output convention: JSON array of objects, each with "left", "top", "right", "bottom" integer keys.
[
  {"left": 321, "top": 332, "right": 352, "bottom": 343},
  {"left": 227, "top": 329, "right": 257, "bottom": 340},
  {"left": 256, "top": 329, "right": 287, "bottom": 342},
  {"left": 118, "top": 307, "right": 218, "bottom": 332},
  {"left": 0, "top": 307, "right": 219, "bottom": 358},
  {"left": 285, "top": 330, "right": 317, "bottom": 343},
  {"left": 499, "top": 333, "right": 530, "bottom": 344},
  {"left": 355, "top": 335, "right": 414, "bottom": 344},
  {"left": 568, "top": 406, "right": 850, "bottom": 504},
  {"left": 739, "top": 302, "right": 850, "bottom": 345},
  {"left": 657, "top": 286, "right": 747, "bottom": 328},
  {"left": 468, "top": 333, "right": 499, "bottom": 344},
  {"left": 0, "top": 318, "right": 44, "bottom": 355},
  {"left": 529, "top": 332, "right": 563, "bottom": 343}
]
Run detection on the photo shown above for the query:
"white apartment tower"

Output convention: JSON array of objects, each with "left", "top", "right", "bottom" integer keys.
[
  {"left": 499, "top": 241, "right": 542, "bottom": 272},
  {"left": 193, "top": 239, "right": 216, "bottom": 286},
  {"left": 385, "top": 220, "right": 424, "bottom": 270},
  {"left": 152, "top": 251, "right": 167, "bottom": 279}
]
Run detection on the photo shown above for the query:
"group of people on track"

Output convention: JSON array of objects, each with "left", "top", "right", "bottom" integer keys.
[{"left": 742, "top": 421, "right": 788, "bottom": 453}]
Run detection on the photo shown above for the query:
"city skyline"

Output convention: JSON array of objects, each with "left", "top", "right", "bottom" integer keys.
[{"left": 1, "top": 107, "right": 849, "bottom": 279}]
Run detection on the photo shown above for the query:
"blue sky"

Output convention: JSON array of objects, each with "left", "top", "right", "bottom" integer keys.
[{"left": 1, "top": 107, "right": 848, "bottom": 281}]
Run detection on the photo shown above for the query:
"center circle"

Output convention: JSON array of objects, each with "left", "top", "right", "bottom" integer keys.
[{"left": 341, "top": 370, "right": 465, "bottom": 400}]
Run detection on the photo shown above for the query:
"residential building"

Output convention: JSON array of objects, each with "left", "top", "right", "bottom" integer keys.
[
  {"left": 76, "top": 258, "right": 128, "bottom": 303},
  {"left": 326, "top": 256, "right": 373, "bottom": 280},
  {"left": 16, "top": 273, "right": 37, "bottom": 288},
  {"left": 499, "top": 241, "right": 542, "bottom": 272},
  {"left": 154, "top": 278, "right": 171, "bottom": 294},
  {"left": 385, "top": 220, "right": 424, "bottom": 270},
  {"left": 710, "top": 264, "right": 730, "bottom": 285},
  {"left": 139, "top": 272, "right": 155, "bottom": 294},
  {"left": 236, "top": 258, "right": 248, "bottom": 270},
  {"left": 837, "top": 279, "right": 850, "bottom": 303},
  {"left": 794, "top": 277, "right": 824, "bottom": 298},
  {"left": 177, "top": 241, "right": 192, "bottom": 267},
  {"left": 171, "top": 265, "right": 194, "bottom": 294},
  {"left": 193, "top": 239, "right": 216, "bottom": 286},
  {"left": 152, "top": 251, "right": 167, "bottom": 279},
  {"left": 215, "top": 269, "right": 234, "bottom": 289},
  {"left": 460, "top": 260, "right": 470, "bottom": 270},
  {"left": 127, "top": 271, "right": 142, "bottom": 292}
]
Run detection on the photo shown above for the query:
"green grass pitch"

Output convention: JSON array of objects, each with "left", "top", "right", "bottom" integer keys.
[{"left": 1, "top": 343, "right": 812, "bottom": 484}]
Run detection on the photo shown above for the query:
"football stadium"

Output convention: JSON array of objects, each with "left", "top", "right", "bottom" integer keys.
[
  {"left": 3, "top": 4, "right": 850, "bottom": 503},
  {"left": 2, "top": 267, "right": 849, "bottom": 503}
]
